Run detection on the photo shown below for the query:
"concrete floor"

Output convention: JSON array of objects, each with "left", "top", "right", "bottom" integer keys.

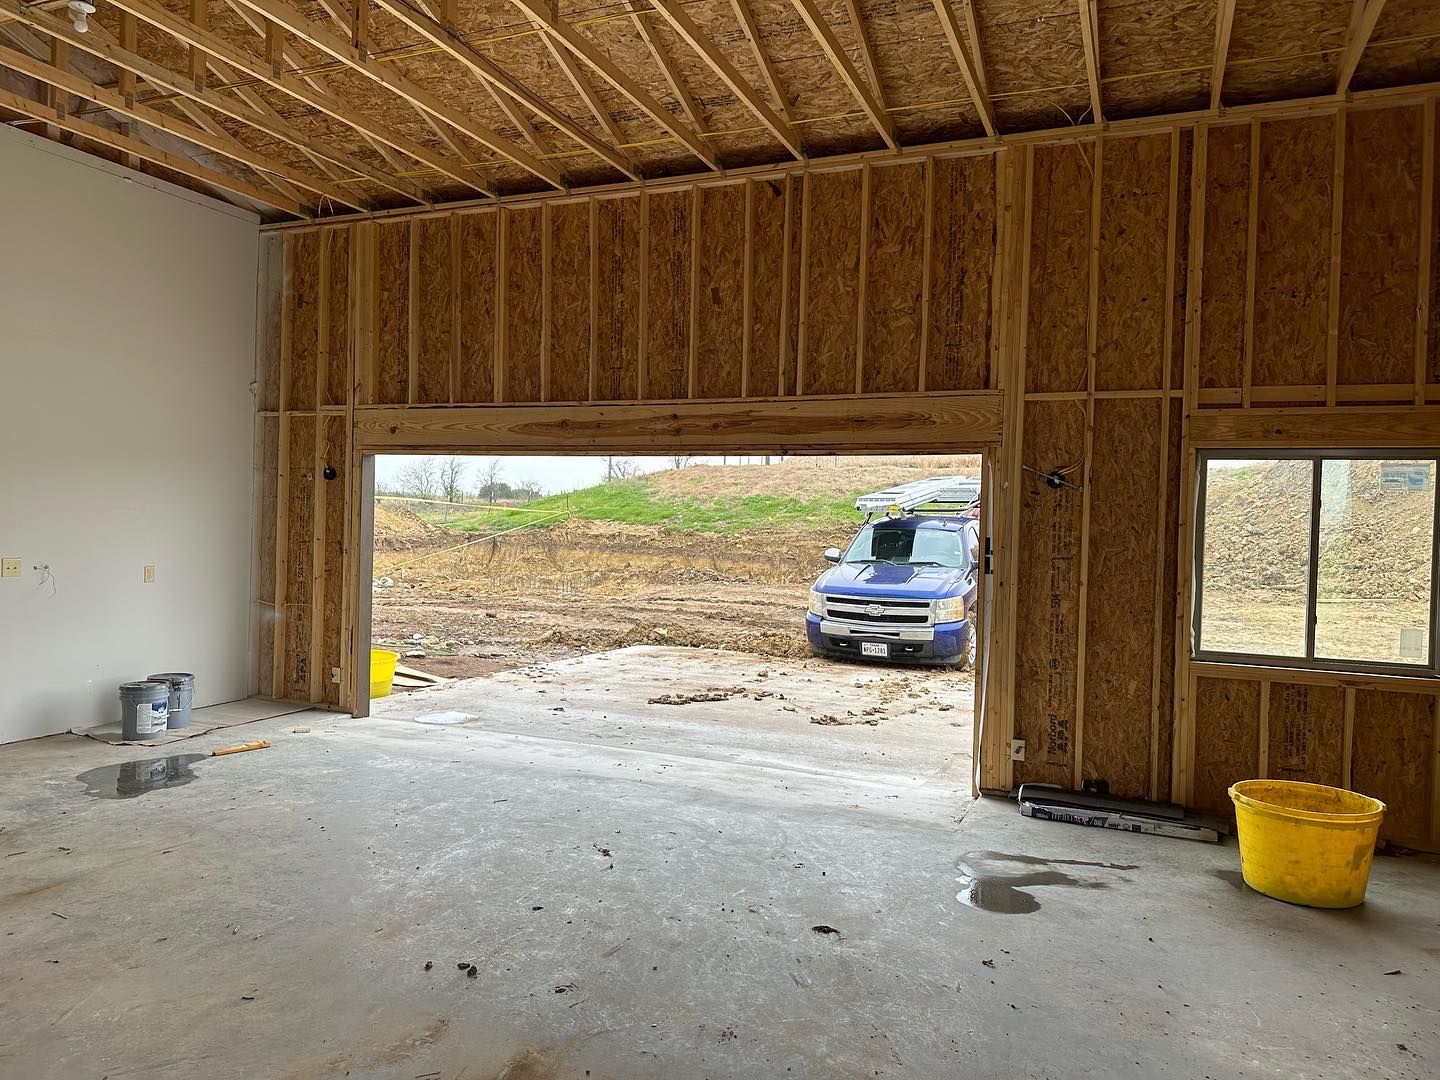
[{"left": 1, "top": 647, "right": 1434, "bottom": 1079}]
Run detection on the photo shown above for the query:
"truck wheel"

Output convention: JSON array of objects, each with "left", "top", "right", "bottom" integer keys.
[{"left": 962, "top": 613, "right": 978, "bottom": 671}]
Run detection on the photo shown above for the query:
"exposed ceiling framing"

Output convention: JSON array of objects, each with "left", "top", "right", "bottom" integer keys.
[{"left": 1, "top": 0, "right": 1435, "bottom": 221}]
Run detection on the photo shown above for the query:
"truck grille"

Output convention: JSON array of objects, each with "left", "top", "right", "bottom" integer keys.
[{"left": 823, "top": 595, "right": 933, "bottom": 626}]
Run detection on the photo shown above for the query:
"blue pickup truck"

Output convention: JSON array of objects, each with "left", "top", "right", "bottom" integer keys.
[{"left": 806, "top": 477, "right": 981, "bottom": 669}]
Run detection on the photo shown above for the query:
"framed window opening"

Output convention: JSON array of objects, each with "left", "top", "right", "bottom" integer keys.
[{"left": 1192, "top": 449, "right": 1440, "bottom": 677}]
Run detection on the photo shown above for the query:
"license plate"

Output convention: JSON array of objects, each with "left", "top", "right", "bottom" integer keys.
[{"left": 861, "top": 642, "right": 889, "bottom": 658}]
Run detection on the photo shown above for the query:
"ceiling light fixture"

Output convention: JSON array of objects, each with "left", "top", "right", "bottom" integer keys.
[{"left": 68, "top": 1, "right": 96, "bottom": 33}]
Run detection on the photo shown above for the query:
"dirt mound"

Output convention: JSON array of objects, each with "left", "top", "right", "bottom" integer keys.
[
  {"left": 534, "top": 622, "right": 813, "bottom": 660},
  {"left": 647, "top": 455, "right": 982, "bottom": 502},
  {"left": 374, "top": 503, "right": 444, "bottom": 551}
]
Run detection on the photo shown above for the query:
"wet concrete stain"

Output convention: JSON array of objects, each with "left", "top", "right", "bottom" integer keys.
[
  {"left": 76, "top": 754, "right": 207, "bottom": 799},
  {"left": 955, "top": 851, "right": 1126, "bottom": 914},
  {"left": 1214, "top": 868, "right": 1254, "bottom": 892}
]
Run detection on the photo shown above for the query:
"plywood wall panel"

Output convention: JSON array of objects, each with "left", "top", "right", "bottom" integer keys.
[
  {"left": 864, "top": 162, "right": 925, "bottom": 394},
  {"left": 1012, "top": 400, "right": 1085, "bottom": 788},
  {"left": 287, "top": 230, "right": 319, "bottom": 411},
  {"left": 1199, "top": 124, "right": 1250, "bottom": 391},
  {"left": 1192, "top": 677, "right": 1260, "bottom": 816},
  {"left": 504, "top": 207, "right": 544, "bottom": 403},
  {"left": 457, "top": 212, "right": 497, "bottom": 404},
  {"left": 645, "top": 190, "right": 692, "bottom": 400},
  {"left": 415, "top": 217, "right": 453, "bottom": 405},
  {"left": 802, "top": 170, "right": 863, "bottom": 396},
  {"left": 374, "top": 221, "right": 410, "bottom": 406},
  {"left": 748, "top": 178, "right": 788, "bottom": 396},
  {"left": 1026, "top": 142, "right": 1093, "bottom": 394},
  {"left": 321, "top": 415, "right": 347, "bottom": 708},
  {"left": 256, "top": 415, "right": 278, "bottom": 699},
  {"left": 257, "top": 235, "right": 282, "bottom": 411},
  {"left": 1351, "top": 690, "right": 1435, "bottom": 845},
  {"left": 549, "top": 201, "right": 592, "bottom": 402},
  {"left": 1081, "top": 398, "right": 1162, "bottom": 797},
  {"left": 1096, "top": 134, "right": 1171, "bottom": 391},
  {"left": 1253, "top": 116, "right": 1334, "bottom": 388},
  {"left": 283, "top": 414, "right": 316, "bottom": 701},
  {"left": 1266, "top": 682, "right": 1344, "bottom": 787},
  {"left": 594, "top": 196, "right": 642, "bottom": 401},
  {"left": 322, "top": 229, "right": 350, "bottom": 408},
  {"left": 1340, "top": 106, "right": 1424, "bottom": 389},
  {"left": 695, "top": 185, "right": 745, "bottom": 400},
  {"left": 926, "top": 155, "right": 995, "bottom": 391}
]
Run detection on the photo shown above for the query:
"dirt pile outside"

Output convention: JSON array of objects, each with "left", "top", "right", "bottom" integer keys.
[{"left": 374, "top": 503, "right": 445, "bottom": 551}]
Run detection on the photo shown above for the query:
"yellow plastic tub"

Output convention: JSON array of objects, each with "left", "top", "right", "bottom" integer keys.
[
  {"left": 369, "top": 648, "right": 400, "bottom": 700},
  {"left": 1229, "top": 780, "right": 1385, "bottom": 908}
]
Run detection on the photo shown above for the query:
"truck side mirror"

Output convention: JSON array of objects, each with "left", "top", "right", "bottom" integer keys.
[{"left": 823, "top": 547, "right": 841, "bottom": 564}]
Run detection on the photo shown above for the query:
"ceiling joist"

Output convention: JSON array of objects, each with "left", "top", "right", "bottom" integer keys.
[
  {"left": 1077, "top": 0, "right": 1103, "bottom": 124},
  {"left": 1210, "top": 0, "right": 1237, "bottom": 110},
  {"left": 786, "top": 0, "right": 897, "bottom": 150},
  {"left": 727, "top": 0, "right": 794, "bottom": 127},
  {"left": 1337, "top": 0, "right": 1388, "bottom": 96},
  {"left": 930, "top": 0, "right": 996, "bottom": 138}
]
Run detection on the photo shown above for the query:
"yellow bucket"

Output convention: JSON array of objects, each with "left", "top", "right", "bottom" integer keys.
[
  {"left": 369, "top": 648, "right": 400, "bottom": 700},
  {"left": 1228, "top": 780, "right": 1385, "bottom": 908}
]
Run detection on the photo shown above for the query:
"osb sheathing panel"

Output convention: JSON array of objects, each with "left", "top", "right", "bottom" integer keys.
[
  {"left": 863, "top": 162, "right": 925, "bottom": 395},
  {"left": 594, "top": 196, "right": 642, "bottom": 401},
  {"left": 1026, "top": 141, "right": 1092, "bottom": 395},
  {"left": 695, "top": 185, "right": 746, "bottom": 400},
  {"left": 1339, "top": 106, "right": 1424, "bottom": 389},
  {"left": 457, "top": 212, "right": 498, "bottom": 404},
  {"left": 504, "top": 206, "right": 544, "bottom": 402},
  {"left": 1095, "top": 133, "right": 1170, "bottom": 391},
  {"left": 926, "top": 154, "right": 994, "bottom": 392},
  {"left": 747, "top": 177, "right": 791, "bottom": 397},
  {"left": 549, "top": 201, "right": 593, "bottom": 402},
  {"left": 1221, "top": 0, "right": 1351, "bottom": 107},
  {"left": 257, "top": 236, "right": 282, "bottom": 412},
  {"left": 1012, "top": 400, "right": 1085, "bottom": 789},
  {"left": 801, "top": 168, "right": 862, "bottom": 396},
  {"left": 374, "top": 220, "right": 411, "bottom": 405},
  {"left": 256, "top": 415, "right": 279, "bottom": 700},
  {"left": 1096, "top": 0, "right": 1212, "bottom": 121},
  {"left": 416, "top": 218, "right": 454, "bottom": 404},
  {"left": 1351, "top": 690, "right": 1436, "bottom": 845},
  {"left": 283, "top": 414, "right": 316, "bottom": 701},
  {"left": 861, "top": 1, "right": 981, "bottom": 143},
  {"left": 1192, "top": 677, "right": 1260, "bottom": 817},
  {"left": 972, "top": 0, "right": 1091, "bottom": 131},
  {"left": 1155, "top": 397, "right": 1182, "bottom": 805},
  {"left": 321, "top": 414, "right": 347, "bottom": 708},
  {"left": 1080, "top": 398, "right": 1161, "bottom": 798},
  {"left": 1353, "top": 0, "right": 1440, "bottom": 92},
  {"left": 323, "top": 229, "right": 351, "bottom": 408},
  {"left": 1266, "top": 683, "right": 1344, "bottom": 788},
  {"left": 287, "top": 231, "right": 320, "bottom": 411},
  {"left": 1253, "top": 116, "right": 1334, "bottom": 389},
  {"left": 1198, "top": 123, "right": 1250, "bottom": 391},
  {"left": 645, "top": 190, "right": 693, "bottom": 400}
]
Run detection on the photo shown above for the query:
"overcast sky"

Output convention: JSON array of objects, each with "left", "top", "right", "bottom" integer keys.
[{"left": 373, "top": 454, "right": 777, "bottom": 496}]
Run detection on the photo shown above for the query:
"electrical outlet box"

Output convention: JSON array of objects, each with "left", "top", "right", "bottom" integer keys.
[
  {"left": 331, "top": 667, "right": 341, "bottom": 685},
  {"left": 1, "top": 558, "right": 21, "bottom": 578},
  {"left": 1010, "top": 739, "right": 1026, "bottom": 762},
  {"left": 143, "top": 565, "right": 156, "bottom": 583}
]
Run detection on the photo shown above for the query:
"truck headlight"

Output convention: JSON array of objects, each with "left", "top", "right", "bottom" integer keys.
[
  {"left": 808, "top": 589, "right": 826, "bottom": 617},
  {"left": 934, "top": 595, "right": 966, "bottom": 623}
]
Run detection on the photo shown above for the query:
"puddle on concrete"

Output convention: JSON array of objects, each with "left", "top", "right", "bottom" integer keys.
[
  {"left": 1214, "top": 868, "right": 1253, "bottom": 892},
  {"left": 955, "top": 851, "right": 1123, "bottom": 914},
  {"left": 76, "top": 754, "right": 207, "bottom": 799}
]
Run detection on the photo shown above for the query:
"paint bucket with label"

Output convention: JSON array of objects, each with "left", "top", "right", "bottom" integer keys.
[
  {"left": 147, "top": 672, "right": 195, "bottom": 729},
  {"left": 118, "top": 681, "right": 170, "bottom": 740}
]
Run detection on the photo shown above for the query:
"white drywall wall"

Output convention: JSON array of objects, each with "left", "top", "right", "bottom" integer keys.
[{"left": 0, "top": 126, "right": 259, "bottom": 743}]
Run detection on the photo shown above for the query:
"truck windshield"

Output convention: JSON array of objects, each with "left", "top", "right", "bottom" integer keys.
[{"left": 843, "top": 525, "right": 967, "bottom": 569}]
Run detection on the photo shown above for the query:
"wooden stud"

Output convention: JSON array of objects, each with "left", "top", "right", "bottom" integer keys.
[
  {"left": 796, "top": 171, "right": 812, "bottom": 394},
  {"left": 272, "top": 236, "right": 293, "bottom": 698},
  {"left": 688, "top": 185, "right": 701, "bottom": 399},
  {"left": 741, "top": 180, "right": 754, "bottom": 398},
  {"left": 1072, "top": 136, "right": 1101, "bottom": 791},
  {"left": 1210, "top": 0, "right": 1236, "bottom": 111},
  {"left": 1242, "top": 118, "right": 1259, "bottom": 407},
  {"left": 117, "top": 12, "right": 136, "bottom": 105},
  {"left": 495, "top": 208, "right": 508, "bottom": 403},
  {"left": 1257, "top": 680, "right": 1271, "bottom": 778},
  {"left": 309, "top": 235, "right": 330, "bottom": 704},
  {"left": 450, "top": 215, "right": 461, "bottom": 404},
  {"left": 589, "top": 198, "right": 599, "bottom": 402},
  {"left": 919, "top": 157, "right": 935, "bottom": 392},
  {"left": 855, "top": 163, "right": 871, "bottom": 394},
  {"left": 1416, "top": 98, "right": 1434, "bottom": 405},
  {"left": 787, "top": 0, "right": 897, "bottom": 149},
  {"left": 639, "top": 192, "right": 650, "bottom": 398},
  {"left": 1326, "top": 108, "right": 1347, "bottom": 405},
  {"left": 407, "top": 218, "right": 419, "bottom": 404},
  {"left": 1342, "top": 686, "right": 1356, "bottom": 788},
  {"left": 541, "top": 201, "right": 552, "bottom": 402},
  {"left": 930, "top": 0, "right": 996, "bottom": 137},
  {"left": 778, "top": 175, "right": 793, "bottom": 395}
]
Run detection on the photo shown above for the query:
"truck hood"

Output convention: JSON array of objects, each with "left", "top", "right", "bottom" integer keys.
[{"left": 814, "top": 562, "right": 967, "bottom": 599}]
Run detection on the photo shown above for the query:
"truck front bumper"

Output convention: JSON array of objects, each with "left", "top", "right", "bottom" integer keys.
[{"left": 805, "top": 614, "right": 969, "bottom": 665}]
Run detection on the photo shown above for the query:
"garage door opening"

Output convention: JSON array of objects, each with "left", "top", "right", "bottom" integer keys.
[{"left": 363, "top": 453, "right": 986, "bottom": 787}]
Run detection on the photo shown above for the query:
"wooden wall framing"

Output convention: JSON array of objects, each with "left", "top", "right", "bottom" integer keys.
[{"left": 255, "top": 97, "right": 1440, "bottom": 853}]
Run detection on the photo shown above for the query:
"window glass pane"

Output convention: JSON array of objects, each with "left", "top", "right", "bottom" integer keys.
[
  {"left": 1199, "top": 459, "right": 1313, "bottom": 657},
  {"left": 1314, "top": 459, "right": 1435, "bottom": 666}
]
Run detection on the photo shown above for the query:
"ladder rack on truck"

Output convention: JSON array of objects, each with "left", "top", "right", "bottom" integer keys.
[{"left": 854, "top": 475, "right": 981, "bottom": 518}]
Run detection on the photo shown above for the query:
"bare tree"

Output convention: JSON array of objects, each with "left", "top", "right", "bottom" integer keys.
[
  {"left": 475, "top": 457, "right": 505, "bottom": 503},
  {"left": 438, "top": 456, "right": 467, "bottom": 504},
  {"left": 395, "top": 458, "right": 438, "bottom": 500},
  {"left": 604, "top": 456, "right": 638, "bottom": 481},
  {"left": 668, "top": 454, "right": 694, "bottom": 470}
]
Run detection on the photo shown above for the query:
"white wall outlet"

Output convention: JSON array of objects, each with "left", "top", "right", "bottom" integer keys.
[
  {"left": 143, "top": 565, "right": 156, "bottom": 583},
  {"left": 1, "top": 558, "right": 21, "bottom": 578},
  {"left": 331, "top": 667, "right": 341, "bottom": 685},
  {"left": 1009, "top": 738, "right": 1026, "bottom": 762}
]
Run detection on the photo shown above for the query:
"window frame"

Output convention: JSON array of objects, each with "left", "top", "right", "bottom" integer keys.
[{"left": 1192, "top": 448, "right": 1440, "bottom": 678}]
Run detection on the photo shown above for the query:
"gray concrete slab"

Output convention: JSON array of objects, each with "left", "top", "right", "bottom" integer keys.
[{"left": 0, "top": 647, "right": 1434, "bottom": 1080}]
